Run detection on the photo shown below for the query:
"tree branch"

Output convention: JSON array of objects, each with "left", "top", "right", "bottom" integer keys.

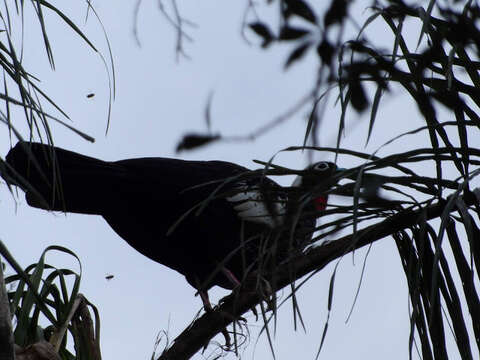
[{"left": 158, "top": 191, "right": 478, "bottom": 360}]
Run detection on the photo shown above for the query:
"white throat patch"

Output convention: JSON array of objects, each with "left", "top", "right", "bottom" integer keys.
[{"left": 226, "top": 186, "right": 286, "bottom": 228}]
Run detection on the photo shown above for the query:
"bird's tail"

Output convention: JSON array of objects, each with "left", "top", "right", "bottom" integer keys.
[{"left": 2, "top": 142, "right": 122, "bottom": 214}]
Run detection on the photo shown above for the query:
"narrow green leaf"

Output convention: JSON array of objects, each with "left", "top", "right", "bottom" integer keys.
[{"left": 365, "top": 85, "right": 383, "bottom": 146}]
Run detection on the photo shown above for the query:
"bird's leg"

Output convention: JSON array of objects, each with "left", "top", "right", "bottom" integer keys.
[
  {"left": 197, "top": 269, "right": 247, "bottom": 347},
  {"left": 196, "top": 288, "right": 233, "bottom": 348},
  {"left": 196, "top": 268, "right": 240, "bottom": 310},
  {"left": 219, "top": 267, "right": 261, "bottom": 320},
  {"left": 198, "top": 290, "right": 213, "bottom": 311},
  {"left": 219, "top": 266, "right": 275, "bottom": 319},
  {"left": 221, "top": 267, "right": 241, "bottom": 288}
]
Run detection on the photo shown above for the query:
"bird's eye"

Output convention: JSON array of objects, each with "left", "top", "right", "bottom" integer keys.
[{"left": 313, "top": 162, "right": 330, "bottom": 171}]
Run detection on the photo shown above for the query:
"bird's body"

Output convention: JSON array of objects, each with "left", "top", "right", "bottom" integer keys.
[{"left": 2, "top": 142, "right": 338, "bottom": 295}]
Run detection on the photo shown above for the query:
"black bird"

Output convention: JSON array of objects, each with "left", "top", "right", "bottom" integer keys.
[{"left": 1, "top": 142, "right": 341, "bottom": 306}]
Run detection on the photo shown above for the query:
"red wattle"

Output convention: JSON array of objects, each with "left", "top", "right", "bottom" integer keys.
[{"left": 314, "top": 196, "right": 328, "bottom": 211}]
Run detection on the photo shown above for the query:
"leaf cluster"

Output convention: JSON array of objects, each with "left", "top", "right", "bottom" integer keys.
[
  {"left": 1, "top": 243, "right": 101, "bottom": 360},
  {"left": 0, "top": 0, "right": 115, "bottom": 145}
]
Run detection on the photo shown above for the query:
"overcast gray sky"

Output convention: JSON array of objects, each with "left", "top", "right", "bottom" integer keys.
[{"left": 1, "top": 1, "right": 477, "bottom": 359}]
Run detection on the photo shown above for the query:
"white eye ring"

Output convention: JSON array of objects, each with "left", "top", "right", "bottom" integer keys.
[{"left": 313, "top": 162, "right": 330, "bottom": 171}]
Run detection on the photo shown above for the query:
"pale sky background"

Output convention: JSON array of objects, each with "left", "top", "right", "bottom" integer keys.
[{"left": 0, "top": 1, "right": 477, "bottom": 359}]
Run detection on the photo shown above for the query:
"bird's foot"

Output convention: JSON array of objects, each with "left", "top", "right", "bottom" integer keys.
[
  {"left": 218, "top": 275, "right": 275, "bottom": 318},
  {"left": 197, "top": 290, "right": 246, "bottom": 349},
  {"left": 196, "top": 290, "right": 213, "bottom": 312},
  {"left": 201, "top": 326, "right": 232, "bottom": 351}
]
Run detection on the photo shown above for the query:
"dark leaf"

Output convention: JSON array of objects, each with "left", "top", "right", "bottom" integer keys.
[
  {"left": 416, "top": 41, "right": 443, "bottom": 72},
  {"left": 279, "top": 26, "right": 310, "bottom": 41},
  {"left": 285, "top": 42, "right": 311, "bottom": 69},
  {"left": 316, "top": 39, "right": 335, "bottom": 65},
  {"left": 446, "top": 220, "right": 480, "bottom": 345},
  {"left": 303, "top": 102, "right": 317, "bottom": 147},
  {"left": 176, "top": 133, "right": 221, "bottom": 152},
  {"left": 441, "top": 221, "right": 475, "bottom": 359},
  {"left": 249, "top": 22, "right": 272, "bottom": 39},
  {"left": 349, "top": 81, "right": 369, "bottom": 112},
  {"left": 324, "top": 0, "right": 349, "bottom": 27},
  {"left": 204, "top": 91, "right": 214, "bottom": 132},
  {"left": 285, "top": 0, "right": 317, "bottom": 24},
  {"left": 366, "top": 85, "right": 383, "bottom": 145},
  {"left": 249, "top": 22, "right": 274, "bottom": 48}
]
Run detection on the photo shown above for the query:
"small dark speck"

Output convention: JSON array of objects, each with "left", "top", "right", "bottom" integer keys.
[
  {"left": 87, "top": 93, "right": 95, "bottom": 98},
  {"left": 105, "top": 274, "right": 114, "bottom": 280}
]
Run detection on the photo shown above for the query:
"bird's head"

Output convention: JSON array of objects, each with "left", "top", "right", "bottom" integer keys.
[{"left": 292, "top": 161, "right": 344, "bottom": 211}]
